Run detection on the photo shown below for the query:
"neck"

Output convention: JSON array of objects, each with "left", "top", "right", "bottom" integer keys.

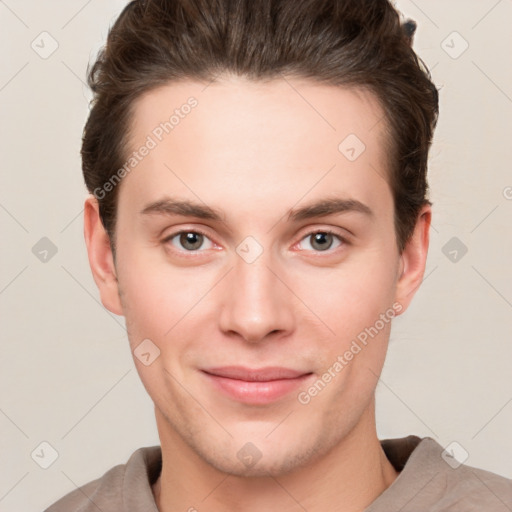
[{"left": 152, "top": 399, "right": 398, "bottom": 512}]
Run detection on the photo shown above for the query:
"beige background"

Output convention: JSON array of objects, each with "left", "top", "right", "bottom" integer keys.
[{"left": 1, "top": 1, "right": 511, "bottom": 510}]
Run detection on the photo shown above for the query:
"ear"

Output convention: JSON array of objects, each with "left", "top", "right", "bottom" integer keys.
[
  {"left": 83, "top": 195, "right": 124, "bottom": 316},
  {"left": 394, "top": 203, "right": 432, "bottom": 314}
]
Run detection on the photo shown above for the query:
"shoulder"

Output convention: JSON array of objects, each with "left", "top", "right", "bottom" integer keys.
[
  {"left": 435, "top": 447, "right": 512, "bottom": 509},
  {"left": 409, "top": 438, "right": 511, "bottom": 510},
  {"left": 43, "top": 463, "right": 125, "bottom": 512},
  {"left": 371, "top": 436, "right": 512, "bottom": 511},
  {"left": 43, "top": 446, "right": 161, "bottom": 512}
]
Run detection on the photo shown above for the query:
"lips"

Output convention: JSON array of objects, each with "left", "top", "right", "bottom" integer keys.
[
  {"left": 201, "top": 366, "right": 314, "bottom": 404},
  {"left": 201, "top": 366, "right": 311, "bottom": 381}
]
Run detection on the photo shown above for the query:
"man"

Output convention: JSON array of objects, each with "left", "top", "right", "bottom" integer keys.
[{"left": 45, "top": 0, "right": 512, "bottom": 510}]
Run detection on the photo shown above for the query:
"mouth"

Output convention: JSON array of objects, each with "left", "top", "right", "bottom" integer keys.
[{"left": 201, "top": 366, "right": 314, "bottom": 404}]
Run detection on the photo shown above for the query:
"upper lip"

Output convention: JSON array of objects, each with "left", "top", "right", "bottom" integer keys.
[{"left": 202, "top": 366, "right": 311, "bottom": 382}]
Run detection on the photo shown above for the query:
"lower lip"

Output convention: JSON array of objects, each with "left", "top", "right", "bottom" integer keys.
[{"left": 202, "top": 371, "right": 314, "bottom": 405}]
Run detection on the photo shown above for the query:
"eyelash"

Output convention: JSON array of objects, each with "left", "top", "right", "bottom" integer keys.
[{"left": 162, "top": 228, "right": 349, "bottom": 256}]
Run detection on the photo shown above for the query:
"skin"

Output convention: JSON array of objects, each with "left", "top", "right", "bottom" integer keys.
[{"left": 84, "top": 75, "right": 431, "bottom": 512}]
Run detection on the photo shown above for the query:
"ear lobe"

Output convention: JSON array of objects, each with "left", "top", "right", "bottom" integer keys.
[
  {"left": 83, "top": 195, "right": 124, "bottom": 316},
  {"left": 394, "top": 204, "right": 432, "bottom": 314}
]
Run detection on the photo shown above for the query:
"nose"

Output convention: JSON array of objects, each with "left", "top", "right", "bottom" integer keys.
[{"left": 218, "top": 247, "right": 295, "bottom": 344}]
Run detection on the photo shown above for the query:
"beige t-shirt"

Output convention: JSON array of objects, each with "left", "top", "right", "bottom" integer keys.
[{"left": 44, "top": 435, "right": 512, "bottom": 511}]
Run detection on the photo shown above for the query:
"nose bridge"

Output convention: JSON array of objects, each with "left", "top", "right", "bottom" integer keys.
[{"left": 218, "top": 240, "right": 293, "bottom": 342}]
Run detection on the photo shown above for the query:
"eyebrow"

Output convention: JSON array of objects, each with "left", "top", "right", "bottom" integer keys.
[{"left": 139, "top": 196, "right": 374, "bottom": 223}]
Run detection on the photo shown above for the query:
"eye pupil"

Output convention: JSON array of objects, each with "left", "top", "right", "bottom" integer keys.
[
  {"left": 180, "top": 232, "right": 203, "bottom": 250},
  {"left": 311, "top": 232, "right": 333, "bottom": 251}
]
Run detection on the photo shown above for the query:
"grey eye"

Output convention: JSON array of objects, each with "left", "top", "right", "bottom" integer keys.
[
  {"left": 178, "top": 232, "right": 205, "bottom": 251},
  {"left": 165, "top": 231, "right": 214, "bottom": 252},
  {"left": 300, "top": 231, "right": 344, "bottom": 252}
]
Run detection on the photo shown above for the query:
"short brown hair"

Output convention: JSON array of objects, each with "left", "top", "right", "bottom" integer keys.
[{"left": 82, "top": 0, "right": 439, "bottom": 257}]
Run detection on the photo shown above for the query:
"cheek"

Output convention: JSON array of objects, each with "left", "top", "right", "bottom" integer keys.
[
  {"left": 297, "top": 252, "right": 398, "bottom": 338},
  {"left": 315, "top": 263, "right": 396, "bottom": 398},
  {"left": 117, "top": 253, "right": 176, "bottom": 342},
  {"left": 118, "top": 250, "right": 219, "bottom": 354}
]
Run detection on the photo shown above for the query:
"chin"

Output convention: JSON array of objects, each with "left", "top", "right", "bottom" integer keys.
[{"left": 196, "top": 433, "right": 326, "bottom": 479}]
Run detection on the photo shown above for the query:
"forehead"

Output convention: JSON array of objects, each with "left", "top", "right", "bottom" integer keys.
[
  {"left": 129, "top": 75, "right": 388, "bottom": 152},
  {"left": 119, "top": 76, "right": 392, "bottom": 223}
]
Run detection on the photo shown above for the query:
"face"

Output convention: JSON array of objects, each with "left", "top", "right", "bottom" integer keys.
[{"left": 86, "top": 75, "right": 429, "bottom": 477}]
